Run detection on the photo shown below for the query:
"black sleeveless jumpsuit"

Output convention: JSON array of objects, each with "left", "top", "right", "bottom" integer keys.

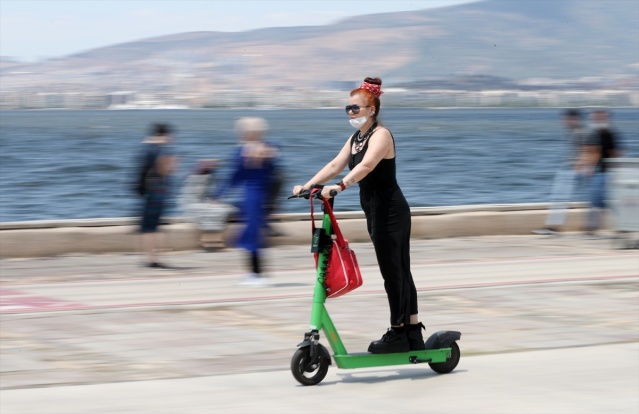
[{"left": 349, "top": 131, "right": 418, "bottom": 326}]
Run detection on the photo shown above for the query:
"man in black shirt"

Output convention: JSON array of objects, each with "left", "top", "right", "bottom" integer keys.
[
  {"left": 533, "top": 109, "right": 588, "bottom": 235},
  {"left": 582, "top": 109, "right": 621, "bottom": 236}
]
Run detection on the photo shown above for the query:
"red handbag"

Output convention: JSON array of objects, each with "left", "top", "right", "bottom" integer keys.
[{"left": 311, "top": 193, "right": 363, "bottom": 298}]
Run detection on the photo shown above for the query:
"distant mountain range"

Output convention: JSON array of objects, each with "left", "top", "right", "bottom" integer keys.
[{"left": 1, "top": 0, "right": 638, "bottom": 93}]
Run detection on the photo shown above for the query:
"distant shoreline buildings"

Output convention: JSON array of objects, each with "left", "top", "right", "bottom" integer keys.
[
  {"left": 1, "top": 87, "right": 637, "bottom": 110},
  {"left": 1, "top": 73, "right": 637, "bottom": 110}
]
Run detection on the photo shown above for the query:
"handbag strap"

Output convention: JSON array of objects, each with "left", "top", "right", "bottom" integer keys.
[
  {"left": 308, "top": 189, "right": 346, "bottom": 245},
  {"left": 310, "top": 188, "right": 320, "bottom": 234},
  {"left": 309, "top": 189, "right": 322, "bottom": 267},
  {"left": 322, "top": 198, "right": 347, "bottom": 245}
]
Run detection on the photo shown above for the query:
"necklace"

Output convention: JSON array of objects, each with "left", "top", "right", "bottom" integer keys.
[{"left": 353, "top": 122, "right": 378, "bottom": 153}]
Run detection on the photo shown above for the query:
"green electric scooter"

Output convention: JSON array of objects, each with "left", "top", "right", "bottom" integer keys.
[{"left": 289, "top": 187, "right": 461, "bottom": 386}]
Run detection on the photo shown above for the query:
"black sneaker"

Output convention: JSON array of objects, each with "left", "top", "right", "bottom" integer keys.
[
  {"left": 146, "top": 262, "right": 172, "bottom": 269},
  {"left": 407, "top": 322, "right": 426, "bottom": 350},
  {"left": 368, "top": 327, "right": 410, "bottom": 354}
]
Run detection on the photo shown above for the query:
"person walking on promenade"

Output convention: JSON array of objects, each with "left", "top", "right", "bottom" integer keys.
[
  {"left": 134, "top": 123, "right": 177, "bottom": 268},
  {"left": 179, "top": 159, "right": 234, "bottom": 251},
  {"left": 212, "top": 117, "right": 280, "bottom": 287},
  {"left": 582, "top": 109, "right": 622, "bottom": 237},
  {"left": 533, "top": 109, "right": 588, "bottom": 235},
  {"left": 292, "top": 77, "right": 425, "bottom": 354}
]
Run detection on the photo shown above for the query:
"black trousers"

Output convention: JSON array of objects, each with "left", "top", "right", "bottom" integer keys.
[
  {"left": 248, "top": 251, "right": 261, "bottom": 275},
  {"left": 362, "top": 189, "right": 418, "bottom": 326}
]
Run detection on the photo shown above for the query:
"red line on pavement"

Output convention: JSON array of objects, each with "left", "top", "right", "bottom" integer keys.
[
  {"left": 0, "top": 289, "right": 25, "bottom": 296},
  {"left": 0, "top": 294, "right": 83, "bottom": 312}
]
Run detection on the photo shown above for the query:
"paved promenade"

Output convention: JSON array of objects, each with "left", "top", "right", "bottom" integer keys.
[{"left": 1, "top": 233, "right": 638, "bottom": 413}]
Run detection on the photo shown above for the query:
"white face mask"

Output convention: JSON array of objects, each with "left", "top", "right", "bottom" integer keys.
[{"left": 349, "top": 116, "right": 368, "bottom": 129}]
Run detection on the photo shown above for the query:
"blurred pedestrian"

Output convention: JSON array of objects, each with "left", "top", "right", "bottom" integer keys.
[
  {"left": 582, "top": 109, "right": 622, "bottom": 236},
  {"left": 179, "top": 159, "right": 234, "bottom": 251},
  {"left": 264, "top": 139, "right": 287, "bottom": 237},
  {"left": 292, "top": 77, "right": 425, "bottom": 354},
  {"left": 211, "top": 117, "right": 281, "bottom": 286},
  {"left": 533, "top": 109, "right": 588, "bottom": 235},
  {"left": 133, "top": 123, "right": 177, "bottom": 268}
]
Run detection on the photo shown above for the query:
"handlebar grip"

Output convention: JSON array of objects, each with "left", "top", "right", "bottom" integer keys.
[
  {"left": 288, "top": 186, "right": 337, "bottom": 199},
  {"left": 288, "top": 189, "right": 312, "bottom": 199}
]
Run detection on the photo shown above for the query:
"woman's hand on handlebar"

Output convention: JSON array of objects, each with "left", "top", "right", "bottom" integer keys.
[
  {"left": 290, "top": 185, "right": 315, "bottom": 199},
  {"left": 292, "top": 185, "right": 306, "bottom": 196},
  {"left": 290, "top": 183, "right": 339, "bottom": 199},
  {"left": 321, "top": 185, "right": 341, "bottom": 199}
]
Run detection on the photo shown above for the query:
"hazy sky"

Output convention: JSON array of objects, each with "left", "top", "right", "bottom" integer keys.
[{"left": 1, "top": 0, "right": 478, "bottom": 61}]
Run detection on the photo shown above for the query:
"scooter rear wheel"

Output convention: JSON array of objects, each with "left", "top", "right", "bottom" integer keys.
[
  {"left": 429, "top": 341, "right": 460, "bottom": 374},
  {"left": 291, "top": 346, "right": 330, "bottom": 386}
]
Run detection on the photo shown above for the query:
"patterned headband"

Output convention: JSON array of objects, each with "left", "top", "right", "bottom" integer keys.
[{"left": 359, "top": 82, "right": 383, "bottom": 97}]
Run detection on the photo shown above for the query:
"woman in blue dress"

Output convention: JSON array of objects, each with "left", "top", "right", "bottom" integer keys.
[{"left": 213, "top": 117, "right": 280, "bottom": 286}]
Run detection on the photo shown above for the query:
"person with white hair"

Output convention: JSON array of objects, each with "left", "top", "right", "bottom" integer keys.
[{"left": 211, "top": 117, "right": 281, "bottom": 286}]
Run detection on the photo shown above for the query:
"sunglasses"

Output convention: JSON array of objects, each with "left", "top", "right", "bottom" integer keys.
[{"left": 345, "top": 105, "right": 370, "bottom": 114}]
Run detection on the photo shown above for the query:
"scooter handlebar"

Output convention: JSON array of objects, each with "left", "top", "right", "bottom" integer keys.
[
  {"left": 287, "top": 190, "right": 311, "bottom": 199},
  {"left": 288, "top": 185, "right": 337, "bottom": 200}
]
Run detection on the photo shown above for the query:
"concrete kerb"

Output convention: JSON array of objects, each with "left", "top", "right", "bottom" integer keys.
[{"left": 0, "top": 203, "right": 589, "bottom": 258}]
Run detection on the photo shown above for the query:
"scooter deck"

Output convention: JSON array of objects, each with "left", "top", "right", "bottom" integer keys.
[{"left": 332, "top": 347, "right": 452, "bottom": 369}]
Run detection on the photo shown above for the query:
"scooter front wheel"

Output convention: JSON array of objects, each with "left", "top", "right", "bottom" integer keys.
[
  {"left": 429, "top": 341, "right": 461, "bottom": 374},
  {"left": 290, "top": 346, "right": 330, "bottom": 386}
]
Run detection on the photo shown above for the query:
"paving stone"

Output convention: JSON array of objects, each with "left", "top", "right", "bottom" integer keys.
[{"left": 2, "top": 235, "right": 637, "bottom": 389}]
